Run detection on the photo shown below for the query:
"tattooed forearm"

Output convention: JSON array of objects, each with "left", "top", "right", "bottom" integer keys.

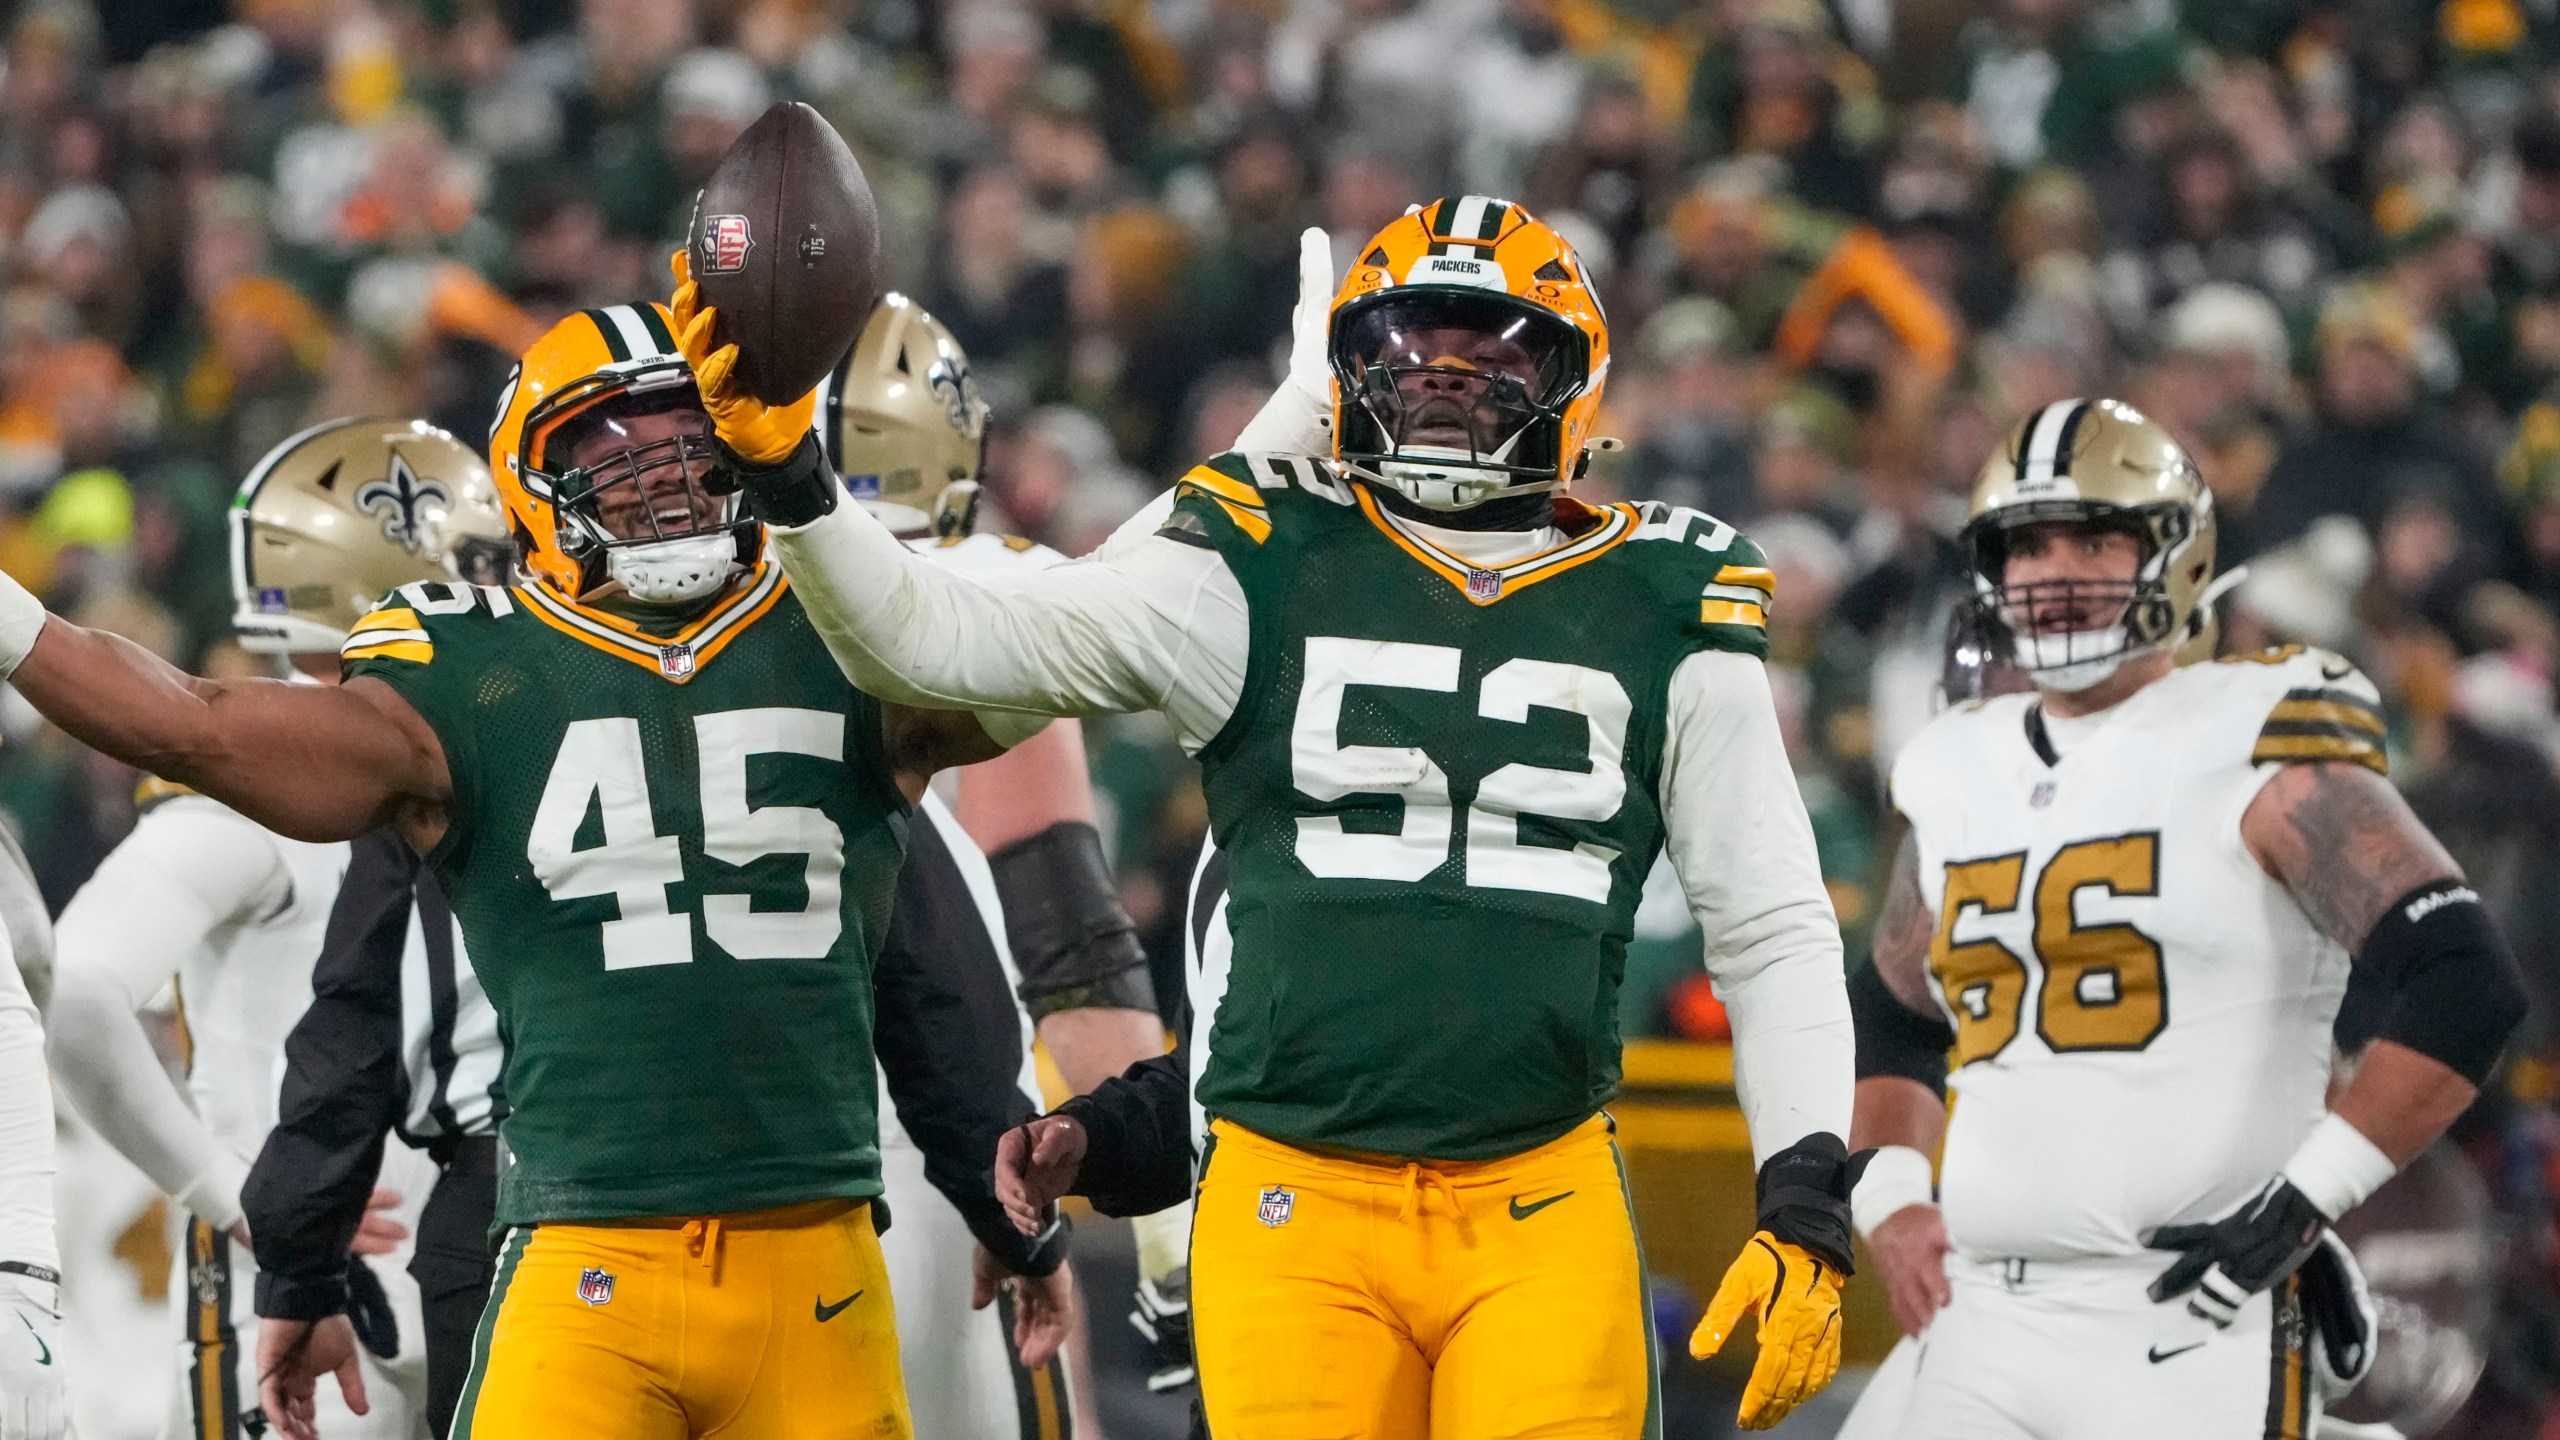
[
  {"left": 1871, "top": 832, "right": 1937, "bottom": 1012},
  {"left": 2242, "top": 760, "right": 2461, "bottom": 951}
]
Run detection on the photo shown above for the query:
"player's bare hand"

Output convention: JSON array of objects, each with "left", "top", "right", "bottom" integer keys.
[
  {"left": 257, "top": 1315, "right": 368, "bottom": 1440},
  {"left": 1691, "top": 1231, "right": 1845, "bottom": 1430},
  {"left": 995, "top": 1115, "right": 1086, "bottom": 1235},
  {"left": 970, "top": 1247, "right": 1076, "bottom": 1370},
  {"left": 351, "top": 1187, "right": 407, "bottom": 1256},
  {"left": 1868, "top": 1202, "right": 1953, "bottom": 1337},
  {"left": 667, "top": 248, "right": 819, "bottom": 465}
]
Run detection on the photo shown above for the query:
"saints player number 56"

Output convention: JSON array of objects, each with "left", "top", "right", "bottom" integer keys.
[{"left": 1932, "top": 833, "right": 2168, "bottom": 1064}]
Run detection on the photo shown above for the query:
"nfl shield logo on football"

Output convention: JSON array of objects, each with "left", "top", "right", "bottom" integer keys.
[
  {"left": 577, "top": 1267, "right": 615, "bottom": 1307},
  {"left": 1257, "top": 1186, "right": 1295, "bottom": 1228},
  {"left": 659, "top": 643, "right": 695, "bottom": 679},
  {"left": 700, "top": 214, "right": 754, "bottom": 274},
  {"left": 1465, "top": 569, "right": 1502, "bottom": 601}
]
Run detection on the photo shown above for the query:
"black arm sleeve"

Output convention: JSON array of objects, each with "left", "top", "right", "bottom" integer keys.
[
  {"left": 1849, "top": 958, "right": 1954, "bottom": 1098},
  {"left": 1056, "top": 1051, "right": 1195, "bottom": 1218},
  {"left": 2334, "top": 880, "right": 2528, "bottom": 1085},
  {"left": 990, "top": 822, "right": 1154, "bottom": 1020},
  {"left": 246, "top": 829, "right": 415, "bottom": 1321},
  {"left": 871, "top": 816, "right": 1070, "bottom": 1277}
]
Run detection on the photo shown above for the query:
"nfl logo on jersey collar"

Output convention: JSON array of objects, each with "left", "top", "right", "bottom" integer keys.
[
  {"left": 1258, "top": 1186, "right": 1296, "bottom": 1227},
  {"left": 658, "top": 642, "right": 695, "bottom": 679},
  {"left": 578, "top": 1267, "right": 616, "bottom": 1306},
  {"left": 1465, "top": 568, "right": 1503, "bottom": 601}
]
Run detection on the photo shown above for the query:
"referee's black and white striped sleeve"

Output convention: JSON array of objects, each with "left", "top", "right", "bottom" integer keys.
[{"left": 246, "top": 828, "right": 417, "bottom": 1322}]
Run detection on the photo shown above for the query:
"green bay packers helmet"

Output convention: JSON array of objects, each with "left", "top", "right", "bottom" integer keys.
[
  {"left": 1959, "top": 398, "right": 2219, "bottom": 691},
  {"left": 815, "top": 292, "right": 989, "bottom": 538},
  {"left": 230, "top": 417, "right": 513, "bottom": 654}
]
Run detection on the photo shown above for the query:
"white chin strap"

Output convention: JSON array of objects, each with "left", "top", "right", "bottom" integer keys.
[
  {"left": 606, "top": 535, "right": 740, "bottom": 605},
  {"left": 2014, "top": 628, "right": 2138, "bottom": 693},
  {"left": 1373, "top": 443, "right": 1545, "bottom": 512}
]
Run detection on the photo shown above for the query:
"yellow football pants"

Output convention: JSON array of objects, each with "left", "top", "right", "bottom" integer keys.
[
  {"left": 452, "top": 1197, "right": 910, "bottom": 1440},
  {"left": 1192, "top": 1114, "right": 1659, "bottom": 1440}
]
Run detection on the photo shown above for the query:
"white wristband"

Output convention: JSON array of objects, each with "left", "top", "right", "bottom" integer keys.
[
  {"left": 1851, "top": 1144, "right": 1937, "bottom": 1239},
  {"left": 0, "top": 569, "right": 44, "bottom": 680},
  {"left": 2281, "top": 1113, "right": 2397, "bottom": 1221}
]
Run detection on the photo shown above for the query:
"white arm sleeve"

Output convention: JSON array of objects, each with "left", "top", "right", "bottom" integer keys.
[
  {"left": 1660, "top": 649, "right": 1854, "bottom": 1167},
  {"left": 772, "top": 493, "right": 1250, "bottom": 752},
  {"left": 0, "top": 924, "right": 54, "bottom": 1273},
  {"left": 47, "top": 804, "right": 288, "bottom": 1228}
]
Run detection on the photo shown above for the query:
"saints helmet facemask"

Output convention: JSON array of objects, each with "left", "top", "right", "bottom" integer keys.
[
  {"left": 817, "top": 293, "right": 989, "bottom": 539},
  {"left": 1328, "top": 197, "right": 1609, "bottom": 517},
  {"left": 1959, "top": 398, "right": 2219, "bottom": 693},
  {"left": 229, "top": 417, "right": 513, "bottom": 654}
]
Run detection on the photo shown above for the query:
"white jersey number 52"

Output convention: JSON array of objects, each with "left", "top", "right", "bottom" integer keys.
[{"left": 1290, "top": 636, "right": 1627, "bottom": 904}]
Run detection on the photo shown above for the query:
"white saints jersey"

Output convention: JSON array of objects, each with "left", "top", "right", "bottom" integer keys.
[
  {"left": 1892, "top": 646, "right": 2386, "bottom": 1263},
  {"left": 141, "top": 793, "right": 351, "bottom": 1158}
]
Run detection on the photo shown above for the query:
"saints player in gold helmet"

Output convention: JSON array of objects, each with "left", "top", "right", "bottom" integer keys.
[
  {"left": 49, "top": 418, "right": 507, "bottom": 1440},
  {"left": 1838, "top": 399, "right": 2525, "bottom": 1439},
  {"left": 0, "top": 304, "right": 1082, "bottom": 1439},
  {"left": 691, "top": 198, "right": 1860, "bottom": 1435}
]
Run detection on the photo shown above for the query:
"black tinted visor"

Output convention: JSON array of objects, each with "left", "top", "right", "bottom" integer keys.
[{"left": 1331, "top": 290, "right": 1586, "bottom": 410}]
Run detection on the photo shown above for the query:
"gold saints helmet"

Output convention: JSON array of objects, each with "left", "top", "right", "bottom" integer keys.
[
  {"left": 815, "top": 293, "right": 989, "bottom": 538},
  {"left": 1958, "top": 398, "right": 2221, "bottom": 692},
  {"left": 230, "top": 417, "right": 513, "bottom": 654}
]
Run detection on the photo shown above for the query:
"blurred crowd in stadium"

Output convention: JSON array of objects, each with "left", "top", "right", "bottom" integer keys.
[{"left": 7, "top": 0, "right": 2560, "bottom": 1426}]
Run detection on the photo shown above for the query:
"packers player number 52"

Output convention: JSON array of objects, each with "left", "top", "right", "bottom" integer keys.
[{"left": 1931, "top": 834, "right": 2168, "bottom": 1063}]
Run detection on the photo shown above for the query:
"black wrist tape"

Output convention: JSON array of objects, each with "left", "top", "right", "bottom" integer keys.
[
  {"left": 1850, "top": 959, "right": 1953, "bottom": 1098},
  {"left": 991, "top": 823, "right": 1154, "bottom": 1020},
  {"left": 716, "top": 431, "right": 838, "bottom": 529},
  {"left": 2343, "top": 878, "right": 2526, "bottom": 1085},
  {"left": 1756, "top": 1131, "right": 1856, "bottom": 1276}
]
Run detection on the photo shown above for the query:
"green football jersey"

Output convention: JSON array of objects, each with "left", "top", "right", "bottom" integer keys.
[
  {"left": 343, "top": 562, "right": 910, "bottom": 1226},
  {"left": 1173, "top": 452, "right": 1773, "bottom": 1161}
]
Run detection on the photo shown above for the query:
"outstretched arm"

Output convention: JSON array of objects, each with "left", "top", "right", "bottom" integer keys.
[{"left": 3, "top": 614, "right": 446, "bottom": 845}]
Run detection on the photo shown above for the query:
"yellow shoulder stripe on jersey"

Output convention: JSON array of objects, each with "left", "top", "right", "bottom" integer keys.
[
  {"left": 1713, "top": 565, "right": 1777, "bottom": 597},
  {"left": 340, "top": 605, "right": 433, "bottom": 663},
  {"left": 2253, "top": 685, "right": 2387, "bottom": 773},
  {"left": 1700, "top": 598, "right": 1767, "bottom": 628},
  {"left": 1193, "top": 495, "right": 1270, "bottom": 543},
  {"left": 1177, "top": 464, "right": 1266, "bottom": 512}
]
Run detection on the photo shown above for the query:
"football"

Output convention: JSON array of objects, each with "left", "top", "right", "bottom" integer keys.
[{"left": 686, "top": 101, "right": 881, "bottom": 405}]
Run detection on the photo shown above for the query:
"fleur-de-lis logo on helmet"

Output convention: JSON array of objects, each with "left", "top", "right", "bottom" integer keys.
[{"left": 354, "top": 451, "right": 451, "bottom": 554}]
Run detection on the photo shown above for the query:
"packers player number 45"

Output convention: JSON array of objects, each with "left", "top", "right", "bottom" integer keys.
[{"left": 0, "top": 297, "right": 1068, "bottom": 1440}]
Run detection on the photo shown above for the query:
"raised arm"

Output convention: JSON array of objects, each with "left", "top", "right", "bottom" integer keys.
[{"left": 3, "top": 610, "right": 446, "bottom": 845}]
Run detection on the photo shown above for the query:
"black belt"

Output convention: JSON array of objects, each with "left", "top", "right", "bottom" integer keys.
[{"left": 433, "top": 1135, "right": 501, "bottom": 1177}]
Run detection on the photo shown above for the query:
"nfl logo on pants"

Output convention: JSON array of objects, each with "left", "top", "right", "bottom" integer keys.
[
  {"left": 1258, "top": 1186, "right": 1295, "bottom": 1228},
  {"left": 578, "top": 1267, "right": 616, "bottom": 1307}
]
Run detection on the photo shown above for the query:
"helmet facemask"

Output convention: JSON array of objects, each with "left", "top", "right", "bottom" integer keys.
[
  {"left": 1962, "top": 502, "right": 2193, "bottom": 694},
  {"left": 524, "top": 364, "right": 756, "bottom": 606},
  {"left": 1330, "top": 289, "right": 1588, "bottom": 513}
]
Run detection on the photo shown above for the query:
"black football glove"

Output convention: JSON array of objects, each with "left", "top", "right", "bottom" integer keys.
[{"left": 2145, "top": 1176, "right": 2327, "bottom": 1329}]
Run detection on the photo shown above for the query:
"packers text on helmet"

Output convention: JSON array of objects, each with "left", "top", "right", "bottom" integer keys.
[{"left": 1329, "top": 196, "right": 1610, "bottom": 513}]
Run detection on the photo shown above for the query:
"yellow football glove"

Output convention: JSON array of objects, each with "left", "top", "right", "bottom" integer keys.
[
  {"left": 1690, "top": 1230, "right": 1844, "bottom": 1431},
  {"left": 667, "top": 248, "right": 819, "bottom": 466}
]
